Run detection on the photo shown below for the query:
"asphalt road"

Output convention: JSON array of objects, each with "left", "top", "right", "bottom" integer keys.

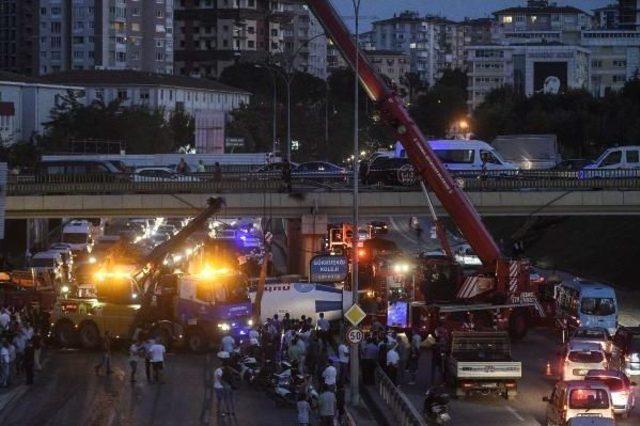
[
  {"left": 0, "top": 350, "right": 296, "bottom": 426},
  {"left": 381, "top": 215, "right": 640, "bottom": 425}
]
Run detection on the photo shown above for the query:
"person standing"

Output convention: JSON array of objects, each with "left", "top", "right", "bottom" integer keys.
[
  {"left": 362, "top": 337, "right": 379, "bottom": 386},
  {"left": 214, "top": 353, "right": 227, "bottom": 416},
  {"left": 213, "top": 162, "right": 222, "bottom": 192},
  {"left": 296, "top": 394, "right": 311, "bottom": 426},
  {"left": 221, "top": 331, "right": 235, "bottom": 353},
  {"left": 316, "top": 312, "right": 331, "bottom": 350},
  {"left": 0, "top": 339, "right": 10, "bottom": 387},
  {"left": 176, "top": 158, "right": 190, "bottom": 174},
  {"left": 23, "top": 340, "right": 35, "bottom": 385},
  {"left": 142, "top": 337, "right": 154, "bottom": 383},
  {"left": 337, "top": 341, "right": 349, "bottom": 385},
  {"left": 431, "top": 325, "right": 449, "bottom": 385},
  {"left": 94, "top": 331, "right": 112, "bottom": 375},
  {"left": 318, "top": 386, "right": 336, "bottom": 426},
  {"left": 129, "top": 338, "right": 142, "bottom": 382},
  {"left": 32, "top": 332, "right": 43, "bottom": 371},
  {"left": 321, "top": 359, "right": 337, "bottom": 391},
  {"left": 282, "top": 160, "right": 292, "bottom": 192},
  {"left": 149, "top": 339, "right": 166, "bottom": 384},
  {"left": 196, "top": 160, "right": 206, "bottom": 173},
  {"left": 386, "top": 344, "right": 400, "bottom": 385}
]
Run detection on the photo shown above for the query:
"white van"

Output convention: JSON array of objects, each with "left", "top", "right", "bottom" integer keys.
[
  {"left": 544, "top": 380, "right": 614, "bottom": 426},
  {"left": 555, "top": 280, "right": 618, "bottom": 336},
  {"left": 394, "top": 140, "right": 518, "bottom": 172},
  {"left": 30, "top": 251, "right": 65, "bottom": 281},
  {"left": 582, "top": 145, "right": 640, "bottom": 176},
  {"left": 62, "top": 220, "right": 94, "bottom": 254}
]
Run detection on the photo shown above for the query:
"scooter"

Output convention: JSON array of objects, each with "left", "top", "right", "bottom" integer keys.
[{"left": 423, "top": 386, "right": 451, "bottom": 424}]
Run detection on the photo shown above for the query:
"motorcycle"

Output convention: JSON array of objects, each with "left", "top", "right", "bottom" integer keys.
[{"left": 423, "top": 386, "right": 451, "bottom": 424}]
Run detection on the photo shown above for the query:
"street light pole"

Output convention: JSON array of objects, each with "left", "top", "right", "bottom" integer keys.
[
  {"left": 350, "top": 0, "right": 361, "bottom": 408},
  {"left": 286, "top": 78, "right": 292, "bottom": 162}
]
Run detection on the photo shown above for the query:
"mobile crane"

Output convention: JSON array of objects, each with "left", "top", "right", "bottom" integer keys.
[
  {"left": 52, "top": 197, "right": 252, "bottom": 352},
  {"left": 305, "top": 0, "right": 545, "bottom": 338}
]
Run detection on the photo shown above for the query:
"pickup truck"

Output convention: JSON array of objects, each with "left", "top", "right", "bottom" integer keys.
[{"left": 447, "top": 331, "right": 522, "bottom": 400}]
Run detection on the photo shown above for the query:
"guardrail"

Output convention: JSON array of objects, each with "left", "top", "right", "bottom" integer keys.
[
  {"left": 374, "top": 366, "right": 426, "bottom": 426},
  {"left": 5, "top": 170, "right": 640, "bottom": 196}
]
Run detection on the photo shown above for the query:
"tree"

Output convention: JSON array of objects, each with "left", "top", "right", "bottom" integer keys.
[
  {"left": 399, "top": 71, "right": 428, "bottom": 104},
  {"left": 40, "top": 91, "right": 191, "bottom": 154}
]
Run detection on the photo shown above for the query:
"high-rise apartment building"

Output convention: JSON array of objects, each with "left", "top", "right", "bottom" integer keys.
[
  {"left": 0, "top": 0, "right": 39, "bottom": 76},
  {"left": 38, "top": 0, "right": 173, "bottom": 75},
  {"left": 619, "top": 0, "right": 640, "bottom": 30},
  {"left": 174, "top": 0, "right": 326, "bottom": 80}
]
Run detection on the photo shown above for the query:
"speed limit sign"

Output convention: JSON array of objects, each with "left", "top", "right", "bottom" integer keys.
[{"left": 347, "top": 327, "right": 364, "bottom": 345}]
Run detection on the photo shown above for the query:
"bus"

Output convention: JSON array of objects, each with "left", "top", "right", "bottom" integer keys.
[{"left": 555, "top": 280, "right": 618, "bottom": 336}]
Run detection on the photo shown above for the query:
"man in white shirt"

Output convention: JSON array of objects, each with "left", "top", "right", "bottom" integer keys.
[
  {"left": 316, "top": 312, "right": 331, "bottom": 349},
  {"left": 0, "top": 340, "right": 10, "bottom": 387},
  {"left": 337, "top": 342, "right": 349, "bottom": 385},
  {"left": 0, "top": 310, "right": 10, "bottom": 330},
  {"left": 221, "top": 332, "right": 235, "bottom": 353},
  {"left": 386, "top": 344, "right": 400, "bottom": 385},
  {"left": 214, "top": 352, "right": 228, "bottom": 416},
  {"left": 148, "top": 341, "right": 166, "bottom": 384},
  {"left": 322, "top": 359, "right": 337, "bottom": 390}
]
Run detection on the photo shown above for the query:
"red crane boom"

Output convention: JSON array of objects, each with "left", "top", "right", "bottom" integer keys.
[{"left": 305, "top": 1, "right": 504, "bottom": 277}]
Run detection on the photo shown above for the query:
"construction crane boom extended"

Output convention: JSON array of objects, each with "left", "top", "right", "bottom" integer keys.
[{"left": 304, "top": 0, "right": 507, "bottom": 287}]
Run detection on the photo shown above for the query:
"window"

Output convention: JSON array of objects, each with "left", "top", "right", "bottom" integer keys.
[
  {"left": 581, "top": 298, "right": 616, "bottom": 316},
  {"left": 41, "top": 7, "right": 47, "bottom": 16},
  {"left": 51, "top": 22, "right": 62, "bottom": 33},
  {"left": 73, "top": 36, "right": 84, "bottom": 44},
  {"left": 271, "top": 28, "right": 278, "bottom": 36},
  {"left": 51, "top": 51, "right": 61, "bottom": 60},
  {"left": 600, "top": 150, "right": 622, "bottom": 166},
  {"left": 248, "top": 40, "right": 255, "bottom": 48},
  {"left": 73, "top": 50, "right": 83, "bottom": 59},
  {"left": 131, "top": 23, "right": 140, "bottom": 32},
  {"left": 434, "top": 149, "right": 474, "bottom": 164},
  {"left": 592, "top": 60, "right": 602, "bottom": 68},
  {"left": 117, "top": 90, "right": 128, "bottom": 100},
  {"left": 569, "top": 389, "right": 609, "bottom": 410},
  {"left": 568, "top": 350, "right": 605, "bottom": 363},
  {"left": 502, "top": 16, "right": 513, "bottom": 24},
  {"left": 51, "top": 6, "right": 61, "bottom": 16},
  {"left": 613, "top": 60, "right": 626, "bottom": 67},
  {"left": 626, "top": 150, "right": 639, "bottom": 164},
  {"left": 480, "top": 150, "right": 502, "bottom": 165},
  {"left": 95, "top": 89, "right": 104, "bottom": 101},
  {"left": 156, "top": 10, "right": 164, "bottom": 18},
  {"left": 140, "top": 90, "right": 150, "bottom": 100}
]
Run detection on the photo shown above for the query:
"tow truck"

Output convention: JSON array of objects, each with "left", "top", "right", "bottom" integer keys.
[
  {"left": 52, "top": 198, "right": 252, "bottom": 352},
  {"left": 304, "top": 0, "right": 546, "bottom": 339}
]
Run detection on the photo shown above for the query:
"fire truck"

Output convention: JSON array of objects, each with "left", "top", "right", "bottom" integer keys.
[
  {"left": 304, "top": 0, "right": 546, "bottom": 339},
  {"left": 52, "top": 198, "right": 252, "bottom": 352}
]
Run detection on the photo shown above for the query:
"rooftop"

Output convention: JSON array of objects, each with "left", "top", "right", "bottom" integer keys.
[
  {"left": 493, "top": 6, "right": 588, "bottom": 16},
  {"left": 40, "top": 70, "right": 250, "bottom": 94}
]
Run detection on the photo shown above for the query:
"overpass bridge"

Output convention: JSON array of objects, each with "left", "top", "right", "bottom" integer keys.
[{"left": 5, "top": 172, "right": 640, "bottom": 218}]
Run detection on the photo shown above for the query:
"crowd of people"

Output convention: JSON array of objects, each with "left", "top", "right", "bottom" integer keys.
[{"left": 0, "top": 305, "right": 45, "bottom": 388}]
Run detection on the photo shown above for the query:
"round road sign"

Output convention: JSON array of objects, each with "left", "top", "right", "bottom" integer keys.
[{"left": 347, "top": 327, "right": 364, "bottom": 345}]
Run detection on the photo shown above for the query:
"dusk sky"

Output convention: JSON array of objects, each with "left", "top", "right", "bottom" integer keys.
[{"left": 330, "top": 0, "right": 612, "bottom": 30}]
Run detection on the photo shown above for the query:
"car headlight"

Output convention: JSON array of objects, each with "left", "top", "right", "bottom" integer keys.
[
  {"left": 247, "top": 319, "right": 254, "bottom": 327},
  {"left": 88, "top": 256, "right": 97, "bottom": 264},
  {"left": 61, "top": 285, "right": 70, "bottom": 293},
  {"left": 217, "top": 322, "right": 230, "bottom": 331}
]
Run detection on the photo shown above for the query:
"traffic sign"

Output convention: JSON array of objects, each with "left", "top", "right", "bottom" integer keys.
[
  {"left": 344, "top": 303, "right": 366, "bottom": 327},
  {"left": 347, "top": 327, "right": 364, "bottom": 345}
]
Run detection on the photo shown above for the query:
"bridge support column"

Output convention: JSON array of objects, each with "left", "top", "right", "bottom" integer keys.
[{"left": 286, "top": 215, "right": 328, "bottom": 276}]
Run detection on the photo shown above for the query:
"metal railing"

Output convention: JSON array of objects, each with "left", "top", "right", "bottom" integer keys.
[
  {"left": 374, "top": 366, "right": 426, "bottom": 426},
  {"left": 5, "top": 169, "right": 640, "bottom": 196}
]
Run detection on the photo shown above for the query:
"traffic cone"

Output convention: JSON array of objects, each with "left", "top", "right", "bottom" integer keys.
[{"left": 544, "top": 361, "right": 553, "bottom": 377}]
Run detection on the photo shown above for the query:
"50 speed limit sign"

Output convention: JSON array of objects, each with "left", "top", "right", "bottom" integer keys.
[{"left": 347, "top": 327, "right": 364, "bottom": 345}]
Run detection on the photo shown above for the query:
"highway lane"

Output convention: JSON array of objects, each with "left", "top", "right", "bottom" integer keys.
[{"left": 0, "top": 350, "right": 297, "bottom": 426}]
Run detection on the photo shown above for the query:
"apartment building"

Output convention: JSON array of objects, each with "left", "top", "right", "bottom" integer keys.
[
  {"left": 0, "top": 0, "right": 39, "bottom": 76},
  {"left": 38, "top": 0, "right": 173, "bottom": 75},
  {"left": 363, "top": 49, "right": 410, "bottom": 91}
]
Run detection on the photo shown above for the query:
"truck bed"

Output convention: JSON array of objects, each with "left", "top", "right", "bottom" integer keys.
[{"left": 453, "top": 360, "right": 522, "bottom": 379}]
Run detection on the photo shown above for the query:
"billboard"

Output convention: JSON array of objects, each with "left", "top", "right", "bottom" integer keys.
[{"left": 533, "top": 62, "right": 568, "bottom": 94}]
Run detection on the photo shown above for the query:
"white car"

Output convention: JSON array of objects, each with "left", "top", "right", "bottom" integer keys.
[
  {"left": 134, "top": 167, "right": 200, "bottom": 182},
  {"left": 586, "top": 369, "right": 636, "bottom": 418},
  {"left": 562, "top": 342, "right": 608, "bottom": 381},
  {"left": 569, "top": 327, "right": 612, "bottom": 354}
]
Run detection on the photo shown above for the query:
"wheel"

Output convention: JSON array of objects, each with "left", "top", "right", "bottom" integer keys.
[
  {"left": 79, "top": 322, "right": 100, "bottom": 349},
  {"left": 55, "top": 320, "right": 77, "bottom": 347},
  {"left": 508, "top": 310, "right": 528, "bottom": 341},
  {"left": 187, "top": 328, "right": 206, "bottom": 353}
]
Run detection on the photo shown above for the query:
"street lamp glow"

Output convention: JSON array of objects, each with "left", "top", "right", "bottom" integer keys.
[{"left": 459, "top": 119, "right": 469, "bottom": 130}]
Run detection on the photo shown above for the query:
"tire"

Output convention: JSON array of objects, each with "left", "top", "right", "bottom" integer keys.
[
  {"left": 187, "top": 328, "right": 206, "bottom": 353},
  {"left": 79, "top": 322, "right": 100, "bottom": 350},
  {"left": 55, "top": 320, "right": 77, "bottom": 347},
  {"left": 508, "top": 310, "right": 528, "bottom": 341}
]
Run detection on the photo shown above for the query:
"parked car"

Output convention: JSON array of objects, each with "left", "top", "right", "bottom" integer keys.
[
  {"left": 544, "top": 380, "right": 614, "bottom": 425},
  {"left": 611, "top": 326, "right": 640, "bottom": 377},
  {"left": 134, "top": 167, "right": 200, "bottom": 182},
  {"left": 294, "top": 161, "right": 348, "bottom": 184},
  {"left": 561, "top": 342, "right": 608, "bottom": 381},
  {"left": 582, "top": 145, "right": 640, "bottom": 177},
  {"left": 569, "top": 327, "right": 613, "bottom": 354},
  {"left": 364, "top": 156, "right": 417, "bottom": 186},
  {"left": 585, "top": 369, "right": 636, "bottom": 418}
]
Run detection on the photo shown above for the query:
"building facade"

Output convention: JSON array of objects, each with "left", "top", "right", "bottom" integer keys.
[
  {"left": 41, "top": 70, "right": 250, "bottom": 153},
  {"left": 0, "top": 0, "right": 39, "bottom": 76},
  {"left": 0, "top": 72, "right": 81, "bottom": 144},
  {"left": 619, "top": 0, "right": 640, "bottom": 30},
  {"left": 466, "top": 44, "right": 590, "bottom": 109},
  {"left": 38, "top": 0, "right": 174, "bottom": 75},
  {"left": 363, "top": 49, "right": 410, "bottom": 92}
]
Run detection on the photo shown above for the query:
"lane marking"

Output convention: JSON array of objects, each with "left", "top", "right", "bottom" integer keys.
[{"left": 505, "top": 406, "right": 525, "bottom": 422}]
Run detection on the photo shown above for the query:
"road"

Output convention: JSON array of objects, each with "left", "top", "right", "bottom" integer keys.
[
  {"left": 381, "top": 215, "right": 640, "bottom": 425},
  {"left": 0, "top": 350, "right": 296, "bottom": 426}
]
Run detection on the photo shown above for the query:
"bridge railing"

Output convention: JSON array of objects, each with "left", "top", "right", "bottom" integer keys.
[
  {"left": 6, "top": 169, "right": 640, "bottom": 195},
  {"left": 374, "top": 366, "right": 426, "bottom": 426}
]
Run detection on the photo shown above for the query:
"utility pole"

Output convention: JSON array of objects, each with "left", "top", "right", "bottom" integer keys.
[{"left": 350, "top": 0, "right": 361, "bottom": 407}]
